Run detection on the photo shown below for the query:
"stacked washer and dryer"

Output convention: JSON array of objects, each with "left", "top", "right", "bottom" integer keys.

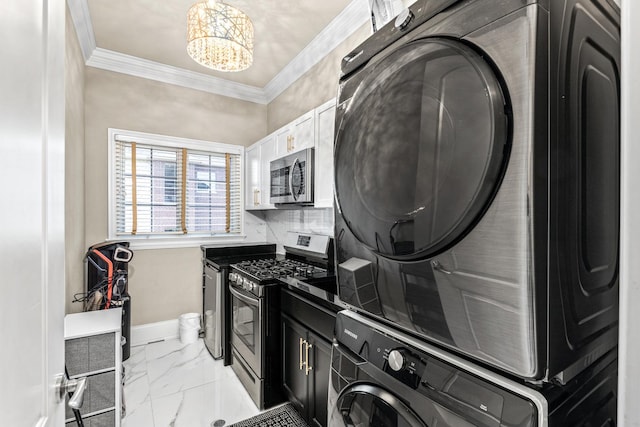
[{"left": 331, "top": 0, "right": 620, "bottom": 425}]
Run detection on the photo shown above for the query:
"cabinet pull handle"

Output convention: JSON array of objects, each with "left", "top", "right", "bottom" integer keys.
[
  {"left": 305, "top": 342, "right": 313, "bottom": 376},
  {"left": 290, "top": 135, "right": 295, "bottom": 151},
  {"left": 299, "top": 337, "right": 305, "bottom": 370},
  {"left": 256, "top": 189, "right": 260, "bottom": 205}
]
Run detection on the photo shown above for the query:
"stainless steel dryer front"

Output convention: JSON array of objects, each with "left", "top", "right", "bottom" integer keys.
[{"left": 333, "top": 0, "right": 620, "bottom": 382}]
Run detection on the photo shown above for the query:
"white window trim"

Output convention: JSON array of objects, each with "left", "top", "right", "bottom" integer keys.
[{"left": 107, "top": 128, "right": 247, "bottom": 249}]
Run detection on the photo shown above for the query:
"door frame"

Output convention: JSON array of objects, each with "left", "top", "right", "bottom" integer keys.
[{"left": 619, "top": 0, "right": 640, "bottom": 424}]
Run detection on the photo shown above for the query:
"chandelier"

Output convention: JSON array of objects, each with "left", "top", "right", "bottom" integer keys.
[{"left": 187, "top": 0, "right": 254, "bottom": 72}]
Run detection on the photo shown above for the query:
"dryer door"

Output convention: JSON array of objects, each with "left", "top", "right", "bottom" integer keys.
[{"left": 335, "top": 38, "right": 509, "bottom": 261}]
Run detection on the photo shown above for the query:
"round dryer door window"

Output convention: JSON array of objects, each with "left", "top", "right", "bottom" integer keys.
[
  {"left": 331, "top": 384, "right": 426, "bottom": 427},
  {"left": 335, "top": 38, "right": 510, "bottom": 261}
]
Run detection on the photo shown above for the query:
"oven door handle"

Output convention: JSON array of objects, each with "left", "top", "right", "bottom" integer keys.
[{"left": 229, "top": 286, "right": 260, "bottom": 307}]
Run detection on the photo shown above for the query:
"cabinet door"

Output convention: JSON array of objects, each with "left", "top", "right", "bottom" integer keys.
[
  {"left": 260, "top": 135, "right": 276, "bottom": 208},
  {"left": 275, "top": 110, "right": 315, "bottom": 156},
  {"left": 314, "top": 100, "right": 336, "bottom": 208},
  {"left": 275, "top": 125, "right": 294, "bottom": 157},
  {"left": 245, "top": 143, "right": 261, "bottom": 209},
  {"left": 307, "top": 331, "right": 332, "bottom": 427},
  {"left": 281, "top": 314, "right": 310, "bottom": 418},
  {"left": 291, "top": 110, "right": 315, "bottom": 153}
]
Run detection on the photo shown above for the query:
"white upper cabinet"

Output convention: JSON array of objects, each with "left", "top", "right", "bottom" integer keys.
[
  {"left": 245, "top": 135, "right": 276, "bottom": 210},
  {"left": 245, "top": 99, "right": 337, "bottom": 210},
  {"left": 245, "top": 143, "right": 261, "bottom": 210},
  {"left": 275, "top": 110, "right": 315, "bottom": 156},
  {"left": 314, "top": 99, "right": 336, "bottom": 208},
  {"left": 259, "top": 135, "right": 276, "bottom": 208}
]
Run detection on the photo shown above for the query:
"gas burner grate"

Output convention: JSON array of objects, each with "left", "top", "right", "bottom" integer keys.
[{"left": 232, "top": 257, "right": 330, "bottom": 283}]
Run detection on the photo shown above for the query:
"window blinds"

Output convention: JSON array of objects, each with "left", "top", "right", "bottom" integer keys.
[{"left": 114, "top": 139, "right": 242, "bottom": 236}]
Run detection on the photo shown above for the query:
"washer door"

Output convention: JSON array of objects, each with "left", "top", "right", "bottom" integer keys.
[
  {"left": 335, "top": 38, "right": 509, "bottom": 261},
  {"left": 330, "top": 384, "right": 426, "bottom": 427}
]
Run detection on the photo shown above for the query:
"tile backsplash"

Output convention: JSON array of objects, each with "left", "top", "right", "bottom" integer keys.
[{"left": 245, "top": 208, "right": 333, "bottom": 253}]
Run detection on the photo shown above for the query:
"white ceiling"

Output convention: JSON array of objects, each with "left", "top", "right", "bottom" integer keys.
[
  {"left": 69, "top": 0, "right": 370, "bottom": 103},
  {"left": 89, "top": 0, "right": 352, "bottom": 87}
]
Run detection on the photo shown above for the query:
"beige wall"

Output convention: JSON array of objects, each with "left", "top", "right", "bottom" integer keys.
[
  {"left": 84, "top": 69, "right": 267, "bottom": 325},
  {"left": 267, "top": 23, "right": 371, "bottom": 133},
  {"left": 65, "top": 5, "right": 86, "bottom": 315},
  {"left": 77, "top": 21, "right": 369, "bottom": 326}
]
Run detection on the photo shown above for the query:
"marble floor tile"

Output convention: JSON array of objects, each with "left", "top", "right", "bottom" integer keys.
[
  {"left": 146, "top": 339, "right": 232, "bottom": 399},
  {"left": 123, "top": 345, "right": 150, "bottom": 408},
  {"left": 122, "top": 338, "right": 258, "bottom": 427},
  {"left": 151, "top": 374, "right": 259, "bottom": 427},
  {"left": 122, "top": 398, "right": 154, "bottom": 427}
]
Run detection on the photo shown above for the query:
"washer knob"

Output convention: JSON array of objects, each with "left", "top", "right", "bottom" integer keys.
[
  {"left": 388, "top": 350, "right": 405, "bottom": 372},
  {"left": 394, "top": 9, "right": 414, "bottom": 31}
]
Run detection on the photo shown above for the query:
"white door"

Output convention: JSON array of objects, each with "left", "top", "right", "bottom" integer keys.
[{"left": 0, "top": 1, "right": 66, "bottom": 426}]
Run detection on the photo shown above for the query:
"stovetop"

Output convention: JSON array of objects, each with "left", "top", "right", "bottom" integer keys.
[
  {"left": 232, "top": 258, "right": 330, "bottom": 282},
  {"left": 227, "top": 232, "right": 336, "bottom": 299},
  {"left": 229, "top": 256, "right": 335, "bottom": 297}
]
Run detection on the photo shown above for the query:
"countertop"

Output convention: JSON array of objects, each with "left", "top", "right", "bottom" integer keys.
[
  {"left": 201, "top": 241, "right": 341, "bottom": 306},
  {"left": 201, "top": 242, "right": 276, "bottom": 269},
  {"left": 64, "top": 308, "right": 122, "bottom": 339}
]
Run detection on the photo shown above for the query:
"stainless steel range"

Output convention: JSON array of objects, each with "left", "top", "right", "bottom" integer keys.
[{"left": 228, "top": 232, "right": 334, "bottom": 410}]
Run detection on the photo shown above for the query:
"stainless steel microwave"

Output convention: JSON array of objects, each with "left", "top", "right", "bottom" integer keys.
[{"left": 269, "top": 148, "right": 314, "bottom": 204}]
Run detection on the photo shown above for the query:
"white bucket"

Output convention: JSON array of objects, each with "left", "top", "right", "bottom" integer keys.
[{"left": 178, "top": 312, "right": 201, "bottom": 344}]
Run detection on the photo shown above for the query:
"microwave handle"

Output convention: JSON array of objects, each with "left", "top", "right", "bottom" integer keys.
[{"left": 289, "top": 158, "right": 300, "bottom": 201}]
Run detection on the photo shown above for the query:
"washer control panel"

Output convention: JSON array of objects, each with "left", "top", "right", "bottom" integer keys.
[
  {"left": 387, "top": 349, "right": 405, "bottom": 371},
  {"left": 381, "top": 347, "right": 425, "bottom": 389}
]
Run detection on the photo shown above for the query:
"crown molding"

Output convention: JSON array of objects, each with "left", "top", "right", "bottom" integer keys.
[
  {"left": 263, "top": 0, "right": 370, "bottom": 103},
  {"left": 68, "top": 0, "right": 370, "bottom": 104},
  {"left": 87, "top": 48, "right": 268, "bottom": 104},
  {"left": 66, "top": 0, "right": 96, "bottom": 61}
]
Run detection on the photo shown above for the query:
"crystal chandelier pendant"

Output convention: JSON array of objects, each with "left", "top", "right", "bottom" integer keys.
[{"left": 187, "top": 0, "right": 254, "bottom": 72}]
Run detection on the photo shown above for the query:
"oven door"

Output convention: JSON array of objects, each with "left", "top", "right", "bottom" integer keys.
[{"left": 229, "top": 285, "right": 263, "bottom": 377}]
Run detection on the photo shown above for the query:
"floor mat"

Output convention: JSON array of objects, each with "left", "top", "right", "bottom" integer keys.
[{"left": 227, "top": 402, "right": 309, "bottom": 427}]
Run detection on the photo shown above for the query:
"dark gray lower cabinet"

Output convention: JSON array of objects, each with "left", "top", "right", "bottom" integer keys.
[
  {"left": 281, "top": 313, "right": 333, "bottom": 427},
  {"left": 307, "top": 330, "right": 331, "bottom": 427}
]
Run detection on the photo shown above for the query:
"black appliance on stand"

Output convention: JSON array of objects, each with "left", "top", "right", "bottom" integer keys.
[
  {"left": 228, "top": 232, "right": 335, "bottom": 410},
  {"left": 85, "top": 241, "right": 134, "bottom": 360},
  {"left": 201, "top": 244, "right": 277, "bottom": 366},
  {"left": 334, "top": 0, "right": 620, "bottom": 385}
]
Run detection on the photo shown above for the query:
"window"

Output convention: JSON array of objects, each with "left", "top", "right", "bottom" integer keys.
[
  {"left": 109, "top": 129, "right": 243, "bottom": 243},
  {"left": 164, "top": 164, "right": 177, "bottom": 203}
]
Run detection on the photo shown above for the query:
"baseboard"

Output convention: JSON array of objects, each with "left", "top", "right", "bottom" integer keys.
[{"left": 130, "top": 319, "right": 179, "bottom": 346}]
